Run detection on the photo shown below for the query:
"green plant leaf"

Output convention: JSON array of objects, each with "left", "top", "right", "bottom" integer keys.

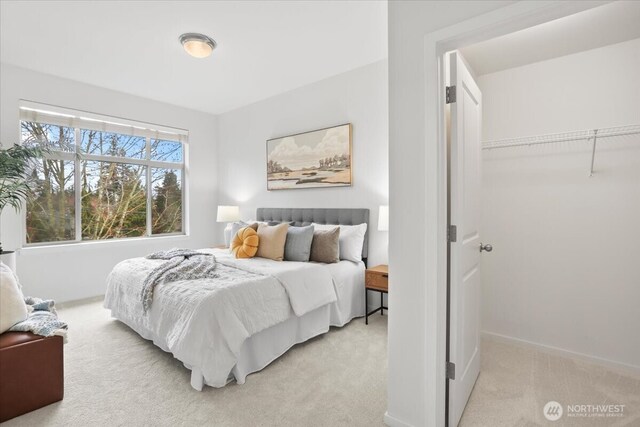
[{"left": 0, "top": 143, "right": 48, "bottom": 214}]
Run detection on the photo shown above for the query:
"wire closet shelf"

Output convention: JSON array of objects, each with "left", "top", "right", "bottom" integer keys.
[
  {"left": 481, "top": 124, "right": 640, "bottom": 176},
  {"left": 482, "top": 124, "right": 640, "bottom": 150}
]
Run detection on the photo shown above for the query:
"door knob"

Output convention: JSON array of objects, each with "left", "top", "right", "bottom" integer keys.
[{"left": 480, "top": 243, "right": 493, "bottom": 253}]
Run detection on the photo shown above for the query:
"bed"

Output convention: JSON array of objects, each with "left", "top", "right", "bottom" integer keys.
[{"left": 104, "top": 207, "right": 369, "bottom": 390}]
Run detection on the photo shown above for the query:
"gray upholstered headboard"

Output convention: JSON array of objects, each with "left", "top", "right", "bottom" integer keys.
[{"left": 256, "top": 207, "right": 370, "bottom": 263}]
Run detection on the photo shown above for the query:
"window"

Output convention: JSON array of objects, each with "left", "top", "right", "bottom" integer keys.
[{"left": 21, "top": 102, "right": 187, "bottom": 245}]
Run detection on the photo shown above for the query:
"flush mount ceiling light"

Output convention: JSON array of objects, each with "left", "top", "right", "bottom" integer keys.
[{"left": 179, "top": 33, "right": 217, "bottom": 58}]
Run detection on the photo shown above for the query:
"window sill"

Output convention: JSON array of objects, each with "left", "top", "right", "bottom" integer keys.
[{"left": 19, "top": 234, "right": 190, "bottom": 255}]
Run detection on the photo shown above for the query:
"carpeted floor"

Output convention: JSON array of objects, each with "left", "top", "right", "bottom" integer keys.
[
  {"left": 460, "top": 338, "right": 640, "bottom": 426},
  {"left": 3, "top": 300, "right": 388, "bottom": 427},
  {"left": 4, "top": 300, "right": 639, "bottom": 426}
]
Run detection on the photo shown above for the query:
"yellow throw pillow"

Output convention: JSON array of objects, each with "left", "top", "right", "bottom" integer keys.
[{"left": 231, "top": 227, "right": 260, "bottom": 259}]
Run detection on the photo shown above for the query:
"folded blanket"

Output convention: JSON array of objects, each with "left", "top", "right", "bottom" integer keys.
[
  {"left": 9, "top": 296, "right": 68, "bottom": 342},
  {"left": 215, "top": 257, "right": 337, "bottom": 316},
  {"left": 141, "top": 248, "right": 218, "bottom": 312}
]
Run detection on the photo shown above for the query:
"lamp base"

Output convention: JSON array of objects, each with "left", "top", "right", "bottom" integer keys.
[
  {"left": 224, "top": 223, "right": 233, "bottom": 247},
  {"left": 0, "top": 250, "right": 17, "bottom": 273}
]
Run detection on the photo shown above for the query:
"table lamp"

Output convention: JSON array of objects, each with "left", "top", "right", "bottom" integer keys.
[
  {"left": 378, "top": 205, "right": 389, "bottom": 231},
  {"left": 217, "top": 205, "right": 240, "bottom": 246}
]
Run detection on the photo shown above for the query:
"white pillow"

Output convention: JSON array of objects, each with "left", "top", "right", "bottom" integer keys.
[
  {"left": 312, "top": 223, "right": 367, "bottom": 263},
  {"left": 0, "top": 262, "right": 28, "bottom": 333},
  {"left": 245, "top": 220, "right": 269, "bottom": 226}
]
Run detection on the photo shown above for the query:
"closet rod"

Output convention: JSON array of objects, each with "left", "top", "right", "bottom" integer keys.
[{"left": 482, "top": 124, "right": 640, "bottom": 150}]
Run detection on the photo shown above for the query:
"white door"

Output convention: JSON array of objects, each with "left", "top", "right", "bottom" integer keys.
[{"left": 447, "top": 51, "right": 486, "bottom": 427}]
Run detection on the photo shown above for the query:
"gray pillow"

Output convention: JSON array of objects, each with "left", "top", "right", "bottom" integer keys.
[
  {"left": 284, "top": 225, "right": 314, "bottom": 262},
  {"left": 310, "top": 227, "right": 340, "bottom": 264},
  {"left": 234, "top": 221, "right": 259, "bottom": 234}
]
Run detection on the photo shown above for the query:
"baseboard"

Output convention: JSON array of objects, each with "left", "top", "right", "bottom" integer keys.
[
  {"left": 482, "top": 330, "right": 640, "bottom": 379},
  {"left": 57, "top": 294, "right": 105, "bottom": 309},
  {"left": 384, "top": 411, "right": 414, "bottom": 427}
]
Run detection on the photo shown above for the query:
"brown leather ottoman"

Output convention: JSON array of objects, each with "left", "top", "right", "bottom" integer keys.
[{"left": 0, "top": 332, "right": 64, "bottom": 422}]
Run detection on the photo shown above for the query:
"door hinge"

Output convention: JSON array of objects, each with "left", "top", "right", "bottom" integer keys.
[
  {"left": 448, "top": 225, "right": 457, "bottom": 243},
  {"left": 446, "top": 362, "right": 456, "bottom": 380},
  {"left": 446, "top": 85, "right": 457, "bottom": 104}
]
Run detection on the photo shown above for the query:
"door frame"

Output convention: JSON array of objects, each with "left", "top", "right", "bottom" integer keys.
[{"left": 418, "top": 2, "right": 608, "bottom": 426}]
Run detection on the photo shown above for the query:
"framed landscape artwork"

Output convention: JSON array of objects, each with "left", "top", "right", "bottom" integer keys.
[{"left": 266, "top": 123, "right": 352, "bottom": 190}]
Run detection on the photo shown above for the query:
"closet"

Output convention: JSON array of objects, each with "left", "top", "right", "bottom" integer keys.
[
  {"left": 443, "top": 3, "right": 640, "bottom": 425},
  {"left": 464, "top": 1, "right": 640, "bottom": 380}
]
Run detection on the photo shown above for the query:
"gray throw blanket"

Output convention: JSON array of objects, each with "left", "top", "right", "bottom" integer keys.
[
  {"left": 141, "top": 248, "right": 218, "bottom": 313},
  {"left": 9, "top": 296, "right": 68, "bottom": 342}
]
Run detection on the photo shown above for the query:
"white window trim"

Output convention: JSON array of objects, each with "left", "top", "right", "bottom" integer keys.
[
  {"left": 19, "top": 99, "right": 188, "bottom": 143},
  {"left": 20, "top": 100, "right": 189, "bottom": 247}
]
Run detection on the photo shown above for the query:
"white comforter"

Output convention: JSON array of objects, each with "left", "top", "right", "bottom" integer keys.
[{"left": 103, "top": 249, "right": 338, "bottom": 387}]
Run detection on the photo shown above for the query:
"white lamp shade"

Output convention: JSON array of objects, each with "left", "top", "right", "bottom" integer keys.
[
  {"left": 378, "top": 205, "right": 389, "bottom": 231},
  {"left": 217, "top": 205, "right": 240, "bottom": 222}
]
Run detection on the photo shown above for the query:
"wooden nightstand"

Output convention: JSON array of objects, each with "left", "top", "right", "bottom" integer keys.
[{"left": 365, "top": 264, "right": 388, "bottom": 325}]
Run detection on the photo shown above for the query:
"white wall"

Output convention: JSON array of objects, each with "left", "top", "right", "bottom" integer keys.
[
  {"left": 387, "top": 2, "right": 517, "bottom": 426},
  {"left": 480, "top": 38, "right": 640, "bottom": 140},
  {"left": 479, "top": 38, "right": 640, "bottom": 371},
  {"left": 217, "top": 60, "right": 389, "bottom": 268},
  {"left": 0, "top": 63, "right": 218, "bottom": 303}
]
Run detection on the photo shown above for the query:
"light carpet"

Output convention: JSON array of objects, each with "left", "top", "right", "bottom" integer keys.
[
  {"left": 3, "top": 300, "right": 388, "bottom": 427},
  {"left": 5, "top": 299, "right": 639, "bottom": 426},
  {"left": 460, "top": 338, "right": 640, "bottom": 426}
]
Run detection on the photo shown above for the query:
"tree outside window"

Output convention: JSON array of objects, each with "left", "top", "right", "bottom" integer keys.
[{"left": 22, "top": 119, "right": 185, "bottom": 245}]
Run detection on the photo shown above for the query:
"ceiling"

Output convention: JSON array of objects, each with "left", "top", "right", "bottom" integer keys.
[
  {"left": 460, "top": 1, "right": 640, "bottom": 76},
  {"left": 0, "top": 1, "right": 387, "bottom": 115}
]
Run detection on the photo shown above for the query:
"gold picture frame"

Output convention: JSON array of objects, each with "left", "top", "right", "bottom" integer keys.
[{"left": 266, "top": 123, "right": 352, "bottom": 190}]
